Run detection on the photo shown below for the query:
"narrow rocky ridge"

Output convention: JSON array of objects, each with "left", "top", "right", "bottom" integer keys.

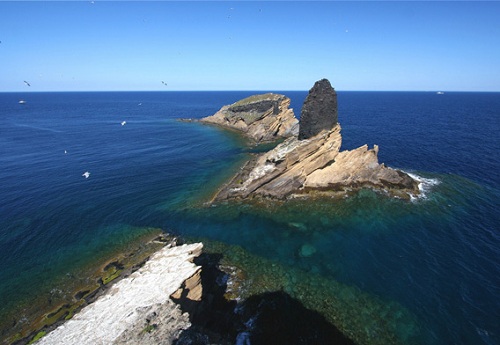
[{"left": 35, "top": 242, "right": 203, "bottom": 345}]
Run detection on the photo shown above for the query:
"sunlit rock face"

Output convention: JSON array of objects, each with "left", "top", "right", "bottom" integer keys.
[
  {"left": 200, "top": 93, "right": 299, "bottom": 143},
  {"left": 214, "top": 124, "right": 418, "bottom": 201},
  {"left": 210, "top": 79, "right": 419, "bottom": 201},
  {"left": 298, "top": 78, "right": 338, "bottom": 140},
  {"left": 37, "top": 243, "right": 203, "bottom": 345}
]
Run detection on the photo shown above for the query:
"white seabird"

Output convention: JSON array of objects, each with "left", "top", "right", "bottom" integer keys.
[
  {"left": 121, "top": 121, "right": 127, "bottom": 126},
  {"left": 82, "top": 171, "right": 90, "bottom": 179}
]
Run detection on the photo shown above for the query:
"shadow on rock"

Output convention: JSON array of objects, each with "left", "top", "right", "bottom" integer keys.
[
  {"left": 172, "top": 253, "right": 239, "bottom": 345},
  {"left": 235, "top": 290, "right": 356, "bottom": 345},
  {"left": 173, "top": 253, "right": 356, "bottom": 345}
]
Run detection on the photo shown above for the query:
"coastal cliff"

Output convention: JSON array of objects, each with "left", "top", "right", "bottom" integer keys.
[
  {"left": 211, "top": 79, "right": 419, "bottom": 201},
  {"left": 200, "top": 93, "right": 299, "bottom": 143}
]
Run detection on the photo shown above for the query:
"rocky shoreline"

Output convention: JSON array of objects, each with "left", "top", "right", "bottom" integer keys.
[
  {"left": 34, "top": 240, "right": 203, "bottom": 345},
  {"left": 17, "top": 233, "right": 421, "bottom": 345},
  {"left": 2, "top": 230, "right": 175, "bottom": 345},
  {"left": 18, "top": 236, "right": 359, "bottom": 345}
]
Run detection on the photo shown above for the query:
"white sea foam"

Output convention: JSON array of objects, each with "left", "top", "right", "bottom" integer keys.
[
  {"left": 235, "top": 331, "right": 252, "bottom": 345},
  {"left": 405, "top": 171, "right": 440, "bottom": 202}
]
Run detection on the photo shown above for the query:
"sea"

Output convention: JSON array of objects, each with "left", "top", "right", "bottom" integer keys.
[{"left": 0, "top": 91, "right": 498, "bottom": 345}]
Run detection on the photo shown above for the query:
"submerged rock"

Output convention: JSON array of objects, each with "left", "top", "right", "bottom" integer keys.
[
  {"left": 201, "top": 239, "right": 421, "bottom": 345},
  {"left": 200, "top": 93, "right": 299, "bottom": 143},
  {"left": 299, "top": 243, "right": 317, "bottom": 257}
]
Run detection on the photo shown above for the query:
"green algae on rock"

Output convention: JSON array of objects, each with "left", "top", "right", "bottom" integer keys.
[
  {"left": 1, "top": 229, "right": 174, "bottom": 345},
  {"left": 36, "top": 241, "right": 202, "bottom": 345}
]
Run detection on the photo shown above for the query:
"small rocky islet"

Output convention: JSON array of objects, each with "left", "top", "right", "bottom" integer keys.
[{"left": 201, "top": 78, "right": 420, "bottom": 202}]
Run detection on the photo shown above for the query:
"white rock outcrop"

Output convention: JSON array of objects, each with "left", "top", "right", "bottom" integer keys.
[{"left": 37, "top": 243, "right": 203, "bottom": 345}]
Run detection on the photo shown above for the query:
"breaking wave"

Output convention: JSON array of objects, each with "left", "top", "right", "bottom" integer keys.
[{"left": 405, "top": 171, "right": 441, "bottom": 201}]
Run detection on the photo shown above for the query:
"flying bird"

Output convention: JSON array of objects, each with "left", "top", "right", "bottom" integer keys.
[
  {"left": 121, "top": 121, "right": 127, "bottom": 126},
  {"left": 161, "top": 81, "right": 167, "bottom": 86},
  {"left": 24, "top": 80, "right": 31, "bottom": 87},
  {"left": 82, "top": 171, "right": 90, "bottom": 179}
]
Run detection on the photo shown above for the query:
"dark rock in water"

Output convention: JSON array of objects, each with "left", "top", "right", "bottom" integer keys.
[{"left": 298, "top": 79, "right": 338, "bottom": 140}]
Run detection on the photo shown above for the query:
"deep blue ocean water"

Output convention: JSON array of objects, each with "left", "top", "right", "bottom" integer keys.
[{"left": 0, "top": 91, "right": 498, "bottom": 344}]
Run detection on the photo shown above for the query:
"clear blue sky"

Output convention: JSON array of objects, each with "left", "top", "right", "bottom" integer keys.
[{"left": 1, "top": 1, "right": 499, "bottom": 91}]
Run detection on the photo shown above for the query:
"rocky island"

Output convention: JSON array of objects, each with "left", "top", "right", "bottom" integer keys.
[
  {"left": 200, "top": 93, "right": 299, "bottom": 143},
  {"left": 209, "top": 79, "right": 419, "bottom": 201}
]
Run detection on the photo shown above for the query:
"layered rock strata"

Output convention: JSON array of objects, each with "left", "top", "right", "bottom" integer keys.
[
  {"left": 211, "top": 79, "right": 419, "bottom": 201},
  {"left": 213, "top": 125, "right": 417, "bottom": 200},
  {"left": 37, "top": 243, "right": 203, "bottom": 345},
  {"left": 200, "top": 93, "right": 299, "bottom": 143}
]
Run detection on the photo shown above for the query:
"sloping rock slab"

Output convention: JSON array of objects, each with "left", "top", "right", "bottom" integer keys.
[
  {"left": 200, "top": 93, "right": 298, "bottom": 143},
  {"left": 37, "top": 243, "right": 203, "bottom": 345},
  {"left": 212, "top": 125, "right": 418, "bottom": 201}
]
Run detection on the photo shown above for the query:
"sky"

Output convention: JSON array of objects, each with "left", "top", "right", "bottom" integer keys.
[{"left": 1, "top": 1, "right": 499, "bottom": 92}]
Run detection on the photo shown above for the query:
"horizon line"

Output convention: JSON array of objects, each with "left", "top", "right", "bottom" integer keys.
[{"left": 1, "top": 89, "right": 499, "bottom": 93}]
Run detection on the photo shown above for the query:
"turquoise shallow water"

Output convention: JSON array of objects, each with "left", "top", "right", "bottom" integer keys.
[{"left": 0, "top": 91, "right": 498, "bottom": 344}]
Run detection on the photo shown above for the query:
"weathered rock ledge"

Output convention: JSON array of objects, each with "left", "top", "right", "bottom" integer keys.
[
  {"left": 36, "top": 242, "right": 203, "bottom": 345},
  {"left": 209, "top": 79, "right": 419, "bottom": 201},
  {"left": 199, "top": 93, "right": 299, "bottom": 143},
  {"left": 212, "top": 125, "right": 418, "bottom": 201}
]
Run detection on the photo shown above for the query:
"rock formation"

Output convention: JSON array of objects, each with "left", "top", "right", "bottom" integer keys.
[
  {"left": 298, "top": 78, "right": 338, "bottom": 140},
  {"left": 37, "top": 243, "right": 204, "bottom": 345},
  {"left": 200, "top": 93, "right": 299, "bottom": 143},
  {"left": 211, "top": 79, "right": 419, "bottom": 201}
]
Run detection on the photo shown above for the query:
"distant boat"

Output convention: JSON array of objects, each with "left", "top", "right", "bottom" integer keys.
[
  {"left": 18, "top": 100, "right": 26, "bottom": 104},
  {"left": 436, "top": 91, "right": 445, "bottom": 95}
]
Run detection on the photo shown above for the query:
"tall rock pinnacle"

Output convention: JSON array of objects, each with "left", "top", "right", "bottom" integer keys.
[{"left": 298, "top": 79, "right": 338, "bottom": 140}]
